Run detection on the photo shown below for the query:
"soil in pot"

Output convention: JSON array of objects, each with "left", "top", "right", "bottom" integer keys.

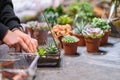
[
  {"left": 62, "top": 41, "right": 78, "bottom": 55},
  {"left": 85, "top": 38, "right": 101, "bottom": 52}
]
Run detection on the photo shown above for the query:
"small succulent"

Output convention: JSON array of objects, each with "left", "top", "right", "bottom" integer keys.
[
  {"left": 73, "top": 21, "right": 87, "bottom": 34},
  {"left": 66, "top": 0, "right": 81, "bottom": 17},
  {"left": 62, "top": 35, "right": 79, "bottom": 43},
  {"left": 92, "top": 18, "right": 110, "bottom": 31},
  {"left": 26, "top": 21, "right": 49, "bottom": 31},
  {"left": 57, "top": 15, "right": 73, "bottom": 25},
  {"left": 33, "top": 22, "right": 49, "bottom": 31},
  {"left": 45, "top": 41, "right": 58, "bottom": 54},
  {"left": 26, "top": 21, "right": 38, "bottom": 28},
  {"left": 76, "top": 1, "right": 95, "bottom": 22},
  {"left": 38, "top": 47, "right": 46, "bottom": 56},
  {"left": 82, "top": 27, "right": 104, "bottom": 39}
]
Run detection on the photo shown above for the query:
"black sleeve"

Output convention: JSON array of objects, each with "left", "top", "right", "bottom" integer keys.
[
  {"left": 0, "top": 0, "right": 22, "bottom": 30},
  {"left": 0, "top": 23, "right": 9, "bottom": 40}
]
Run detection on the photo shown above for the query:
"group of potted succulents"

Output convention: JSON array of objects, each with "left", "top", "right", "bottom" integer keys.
[
  {"left": 46, "top": 1, "right": 110, "bottom": 55},
  {"left": 25, "top": 1, "right": 111, "bottom": 58}
]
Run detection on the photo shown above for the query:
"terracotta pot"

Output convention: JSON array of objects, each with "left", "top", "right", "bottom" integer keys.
[
  {"left": 101, "top": 31, "right": 110, "bottom": 45},
  {"left": 85, "top": 38, "right": 101, "bottom": 52},
  {"left": 0, "top": 61, "right": 14, "bottom": 69},
  {"left": 73, "top": 34, "right": 85, "bottom": 46},
  {"left": 62, "top": 41, "right": 78, "bottom": 55},
  {"left": 58, "top": 36, "right": 63, "bottom": 48},
  {"left": 33, "top": 30, "right": 48, "bottom": 45},
  {"left": 25, "top": 27, "right": 34, "bottom": 37}
]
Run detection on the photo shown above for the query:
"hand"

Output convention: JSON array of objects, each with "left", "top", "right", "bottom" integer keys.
[
  {"left": 3, "top": 30, "right": 29, "bottom": 52},
  {"left": 13, "top": 71, "right": 28, "bottom": 80},
  {"left": 13, "top": 29, "right": 38, "bottom": 53}
]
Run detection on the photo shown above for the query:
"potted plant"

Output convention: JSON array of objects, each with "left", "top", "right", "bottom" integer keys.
[
  {"left": 77, "top": 1, "right": 95, "bottom": 23},
  {"left": 50, "top": 24, "right": 72, "bottom": 47},
  {"left": 72, "top": 21, "right": 87, "bottom": 46},
  {"left": 37, "top": 42, "right": 60, "bottom": 67},
  {"left": 39, "top": 5, "right": 64, "bottom": 27},
  {"left": 66, "top": 0, "right": 81, "bottom": 18},
  {"left": 32, "top": 22, "right": 49, "bottom": 45},
  {"left": 57, "top": 15, "right": 73, "bottom": 25},
  {"left": 82, "top": 27, "right": 104, "bottom": 52},
  {"left": 92, "top": 18, "right": 111, "bottom": 45},
  {"left": 26, "top": 21, "right": 38, "bottom": 37},
  {"left": 62, "top": 35, "right": 79, "bottom": 55}
]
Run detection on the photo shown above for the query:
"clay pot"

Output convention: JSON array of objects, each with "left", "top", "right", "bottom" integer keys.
[
  {"left": 101, "top": 31, "right": 110, "bottom": 45},
  {"left": 85, "top": 38, "right": 101, "bottom": 52},
  {"left": 0, "top": 61, "right": 14, "bottom": 69},
  {"left": 25, "top": 27, "right": 34, "bottom": 37},
  {"left": 58, "top": 36, "right": 63, "bottom": 48},
  {"left": 33, "top": 30, "right": 48, "bottom": 45},
  {"left": 62, "top": 41, "right": 78, "bottom": 55},
  {"left": 73, "top": 34, "right": 85, "bottom": 46}
]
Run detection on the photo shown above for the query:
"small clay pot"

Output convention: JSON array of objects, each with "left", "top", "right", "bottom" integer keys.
[
  {"left": 73, "top": 34, "right": 85, "bottom": 46},
  {"left": 25, "top": 27, "right": 34, "bottom": 37},
  {"left": 101, "top": 31, "right": 110, "bottom": 45},
  {"left": 0, "top": 61, "right": 14, "bottom": 69},
  {"left": 33, "top": 30, "right": 48, "bottom": 45},
  {"left": 62, "top": 41, "right": 78, "bottom": 55},
  {"left": 85, "top": 38, "right": 101, "bottom": 52}
]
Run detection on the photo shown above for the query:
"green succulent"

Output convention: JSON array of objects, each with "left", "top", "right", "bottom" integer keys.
[
  {"left": 73, "top": 20, "right": 87, "bottom": 34},
  {"left": 92, "top": 18, "right": 110, "bottom": 31},
  {"left": 67, "top": 0, "right": 81, "bottom": 17},
  {"left": 39, "top": 5, "right": 64, "bottom": 27},
  {"left": 46, "top": 42, "right": 58, "bottom": 54},
  {"left": 38, "top": 47, "right": 46, "bottom": 56},
  {"left": 76, "top": 1, "right": 95, "bottom": 22},
  {"left": 62, "top": 35, "right": 79, "bottom": 43},
  {"left": 57, "top": 15, "right": 73, "bottom": 25},
  {"left": 26, "top": 21, "right": 37, "bottom": 28}
]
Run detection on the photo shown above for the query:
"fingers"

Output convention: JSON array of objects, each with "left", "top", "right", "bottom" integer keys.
[
  {"left": 31, "top": 39, "right": 38, "bottom": 52},
  {"left": 22, "top": 35, "right": 38, "bottom": 53},
  {"left": 13, "top": 71, "right": 28, "bottom": 80},
  {"left": 18, "top": 38, "right": 29, "bottom": 53}
]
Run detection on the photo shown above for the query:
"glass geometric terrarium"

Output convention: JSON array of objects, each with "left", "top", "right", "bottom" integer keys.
[{"left": 25, "top": 13, "right": 61, "bottom": 67}]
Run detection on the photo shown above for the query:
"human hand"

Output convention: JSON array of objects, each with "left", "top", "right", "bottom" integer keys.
[
  {"left": 3, "top": 30, "right": 30, "bottom": 52},
  {"left": 13, "top": 29, "right": 38, "bottom": 53},
  {"left": 13, "top": 71, "right": 28, "bottom": 80}
]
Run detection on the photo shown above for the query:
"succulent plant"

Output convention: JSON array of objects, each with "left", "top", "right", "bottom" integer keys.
[
  {"left": 46, "top": 42, "right": 58, "bottom": 54},
  {"left": 26, "top": 21, "right": 38, "bottom": 28},
  {"left": 62, "top": 35, "right": 79, "bottom": 43},
  {"left": 82, "top": 27, "right": 104, "bottom": 39},
  {"left": 38, "top": 47, "right": 46, "bottom": 56},
  {"left": 66, "top": 0, "right": 81, "bottom": 17},
  {"left": 26, "top": 21, "right": 49, "bottom": 31},
  {"left": 57, "top": 15, "right": 73, "bottom": 25},
  {"left": 76, "top": 1, "right": 95, "bottom": 22},
  {"left": 92, "top": 18, "right": 110, "bottom": 31},
  {"left": 73, "top": 20, "right": 87, "bottom": 34}
]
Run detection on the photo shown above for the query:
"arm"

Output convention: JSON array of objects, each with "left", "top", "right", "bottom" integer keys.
[
  {"left": 0, "top": 0, "right": 22, "bottom": 30},
  {"left": 0, "top": 23, "right": 9, "bottom": 40}
]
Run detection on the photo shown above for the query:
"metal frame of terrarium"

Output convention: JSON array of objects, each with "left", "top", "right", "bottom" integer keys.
[{"left": 37, "top": 13, "right": 61, "bottom": 67}]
